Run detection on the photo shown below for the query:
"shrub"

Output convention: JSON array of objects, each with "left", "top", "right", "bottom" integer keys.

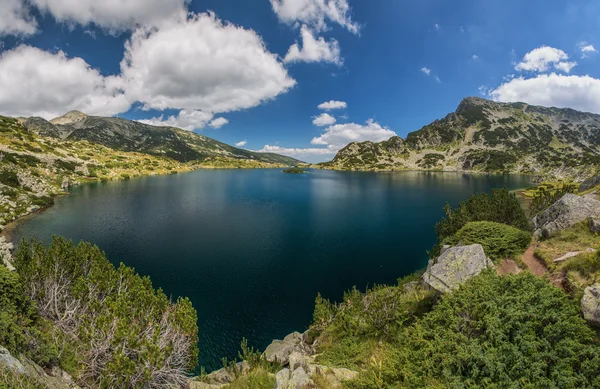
[
  {"left": 0, "top": 170, "right": 19, "bottom": 187},
  {"left": 444, "top": 221, "right": 531, "bottom": 260},
  {"left": 433, "top": 188, "right": 530, "bottom": 255},
  {"left": 30, "top": 196, "right": 54, "bottom": 208},
  {"left": 54, "top": 160, "right": 79, "bottom": 172},
  {"left": 14, "top": 237, "right": 199, "bottom": 388},
  {"left": 348, "top": 272, "right": 600, "bottom": 389}
]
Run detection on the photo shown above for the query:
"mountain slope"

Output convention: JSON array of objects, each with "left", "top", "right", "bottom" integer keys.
[
  {"left": 320, "top": 97, "right": 600, "bottom": 179},
  {"left": 22, "top": 111, "right": 301, "bottom": 165}
]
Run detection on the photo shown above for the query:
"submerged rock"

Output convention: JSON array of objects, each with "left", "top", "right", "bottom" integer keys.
[
  {"left": 422, "top": 244, "right": 493, "bottom": 293},
  {"left": 532, "top": 194, "right": 600, "bottom": 239},
  {"left": 581, "top": 283, "right": 600, "bottom": 326}
]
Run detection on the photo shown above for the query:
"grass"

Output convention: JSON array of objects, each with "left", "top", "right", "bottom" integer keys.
[
  {"left": 535, "top": 222, "right": 600, "bottom": 270},
  {"left": 0, "top": 367, "right": 45, "bottom": 389},
  {"left": 225, "top": 368, "right": 275, "bottom": 389}
]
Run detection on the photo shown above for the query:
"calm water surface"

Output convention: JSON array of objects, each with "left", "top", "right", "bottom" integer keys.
[{"left": 12, "top": 169, "right": 532, "bottom": 370}]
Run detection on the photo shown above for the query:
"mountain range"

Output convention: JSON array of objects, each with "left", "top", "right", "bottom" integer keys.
[
  {"left": 320, "top": 97, "right": 600, "bottom": 180},
  {"left": 21, "top": 111, "right": 301, "bottom": 166}
]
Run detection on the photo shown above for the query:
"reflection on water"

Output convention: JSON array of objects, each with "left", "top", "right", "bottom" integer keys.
[{"left": 12, "top": 169, "right": 532, "bottom": 370}]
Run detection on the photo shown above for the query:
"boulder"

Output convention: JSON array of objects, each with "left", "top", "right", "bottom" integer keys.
[
  {"left": 581, "top": 283, "right": 600, "bottom": 326},
  {"left": 264, "top": 332, "right": 312, "bottom": 365},
  {"left": 580, "top": 174, "right": 600, "bottom": 192},
  {"left": 0, "top": 236, "right": 14, "bottom": 271},
  {"left": 307, "top": 365, "right": 359, "bottom": 388},
  {"left": 274, "top": 368, "right": 291, "bottom": 389},
  {"left": 201, "top": 361, "right": 250, "bottom": 385},
  {"left": 532, "top": 194, "right": 600, "bottom": 239},
  {"left": 0, "top": 346, "right": 25, "bottom": 374},
  {"left": 590, "top": 218, "right": 600, "bottom": 234},
  {"left": 422, "top": 244, "right": 493, "bottom": 293},
  {"left": 288, "top": 351, "right": 314, "bottom": 371}
]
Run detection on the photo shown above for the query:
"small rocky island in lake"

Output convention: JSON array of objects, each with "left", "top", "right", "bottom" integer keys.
[{"left": 283, "top": 167, "right": 307, "bottom": 174}]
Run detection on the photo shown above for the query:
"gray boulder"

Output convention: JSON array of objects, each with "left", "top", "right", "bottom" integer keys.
[
  {"left": 532, "top": 194, "right": 600, "bottom": 239},
  {"left": 581, "top": 283, "right": 600, "bottom": 326},
  {"left": 590, "top": 218, "right": 600, "bottom": 234},
  {"left": 0, "top": 346, "right": 25, "bottom": 374},
  {"left": 264, "top": 332, "right": 312, "bottom": 365},
  {"left": 580, "top": 174, "right": 600, "bottom": 192},
  {"left": 275, "top": 367, "right": 312, "bottom": 389},
  {"left": 422, "top": 244, "right": 493, "bottom": 293}
]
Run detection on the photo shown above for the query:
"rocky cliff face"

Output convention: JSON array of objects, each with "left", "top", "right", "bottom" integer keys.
[
  {"left": 22, "top": 113, "right": 302, "bottom": 165},
  {"left": 321, "top": 97, "right": 600, "bottom": 179}
]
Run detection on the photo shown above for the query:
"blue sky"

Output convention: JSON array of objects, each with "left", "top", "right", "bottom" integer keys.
[{"left": 1, "top": 0, "right": 600, "bottom": 162}]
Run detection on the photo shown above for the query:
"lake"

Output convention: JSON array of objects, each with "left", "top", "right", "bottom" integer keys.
[{"left": 10, "top": 169, "right": 532, "bottom": 370}]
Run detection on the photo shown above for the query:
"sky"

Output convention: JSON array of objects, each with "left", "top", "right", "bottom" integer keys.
[{"left": 1, "top": 1, "right": 600, "bottom": 162}]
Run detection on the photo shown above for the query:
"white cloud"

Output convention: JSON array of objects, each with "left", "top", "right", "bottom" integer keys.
[
  {"left": 312, "top": 112, "right": 336, "bottom": 126},
  {"left": 318, "top": 100, "right": 346, "bottom": 110},
  {"left": 30, "top": 0, "right": 187, "bottom": 32},
  {"left": 0, "top": 45, "right": 129, "bottom": 119},
  {"left": 579, "top": 42, "right": 598, "bottom": 58},
  {"left": 257, "top": 144, "right": 336, "bottom": 158},
  {"left": 283, "top": 25, "right": 342, "bottom": 65},
  {"left": 472, "top": 54, "right": 479, "bottom": 61},
  {"left": 208, "top": 117, "right": 229, "bottom": 129},
  {"left": 489, "top": 73, "right": 600, "bottom": 114},
  {"left": 434, "top": 23, "right": 440, "bottom": 30},
  {"left": 0, "top": 0, "right": 37, "bottom": 36},
  {"left": 235, "top": 140, "right": 247, "bottom": 147},
  {"left": 138, "top": 109, "right": 214, "bottom": 131},
  {"left": 120, "top": 12, "right": 296, "bottom": 113},
  {"left": 435, "top": 76, "right": 441, "bottom": 83},
  {"left": 515, "top": 46, "right": 576, "bottom": 73},
  {"left": 421, "top": 67, "right": 431, "bottom": 76},
  {"left": 311, "top": 119, "right": 397, "bottom": 148},
  {"left": 269, "top": 0, "right": 359, "bottom": 34}
]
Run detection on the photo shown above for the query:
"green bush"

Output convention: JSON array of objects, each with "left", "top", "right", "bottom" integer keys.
[
  {"left": 433, "top": 188, "right": 530, "bottom": 255},
  {"left": 30, "top": 196, "right": 54, "bottom": 208},
  {"left": 0, "top": 170, "right": 19, "bottom": 187},
  {"left": 348, "top": 272, "right": 600, "bottom": 389},
  {"left": 444, "top": 221, "right": 531, "bottom": 260},
  {"left": 14, "top": 237, "right": 199, "bottom": 388}
]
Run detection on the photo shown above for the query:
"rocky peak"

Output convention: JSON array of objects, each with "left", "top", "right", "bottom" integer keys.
[
  {"left": 455, "top": 96, "right": 490, "bottom": 114},
  {"left": 50, "top": 110, "right": 88, "bottom": 125}
]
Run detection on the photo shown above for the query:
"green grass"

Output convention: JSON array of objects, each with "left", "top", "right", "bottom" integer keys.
[
  {"left": 535, "top": 222, "right": 600, "bottom": 270},
  {"left": 225, "top": 369, "right": 275, "bottom": 389}
]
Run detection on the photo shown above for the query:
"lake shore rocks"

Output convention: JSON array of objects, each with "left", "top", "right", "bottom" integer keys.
[
  {"left": 422, "top": 244, "right": 493, "bottom": 293},
  {"left": 581, "top": 283, "right": 600, "bottom": 326},
  {"left": 532, "top": 194, "right": 600, "bottom": 239}
]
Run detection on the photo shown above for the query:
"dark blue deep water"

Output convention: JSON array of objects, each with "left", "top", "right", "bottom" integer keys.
[{"left": 11, "top": 169, "right": 532, "bottom": 370}]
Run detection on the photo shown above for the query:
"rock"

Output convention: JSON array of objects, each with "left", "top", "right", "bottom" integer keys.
[
  {"left": 590, "top": 218, "right": 600, "bottom": 234},
  {"left": 203, "top": 361, "right": 250, "bottom": 385},
  {"left": 554, "top": 249, "right": 596, "bottom": 263},
  {"left": 274, "top": 368, "right": 290, "bottom": 389},
  {"left": 288, "top": 351, "right": 314, "bottom": 371},
  {"left": 307, "top": 365, "right": 359, "bottom": 388},
  {"left": 0, "top": 346, "right": 25, "bottom": 374},
  {"left": 264, "top": 331, "right": 312, "bottom": 365},
  {"left": 0, "top": 236, "right": 14, "bottom": 271},
  {"left": 422, "top": 244, "right": 493, "bottom": 293},
  {"left": 581, "top": 283, "right": 600, "bottom": 326},
  {"left": 580, "top": 174, "right": 600, "bottom": 192},
  {"left": 288, "top": 367, "right": 311, "bottom": 389},
  {"left": 532, "top": 194, "right": 600, "bottom": 239}
]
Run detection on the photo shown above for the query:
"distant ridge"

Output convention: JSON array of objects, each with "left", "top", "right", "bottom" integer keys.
[{"left": 320, "top": 97, "right": 600, "bottom": 179}]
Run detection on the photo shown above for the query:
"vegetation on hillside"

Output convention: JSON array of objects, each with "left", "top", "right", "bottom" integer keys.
[{"left": 1, "top": 237, "right": 199, "bottom": 388}]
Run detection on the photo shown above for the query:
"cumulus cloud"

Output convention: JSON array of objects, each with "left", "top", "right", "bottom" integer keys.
[
  {"left": 421, "top": 67, "right": 431, "bottom": 76},
  {"left": 283, "top": 25, "right": 342, "bottom": 65},
  {"left": 311, "top": 119, "right": 397, "bottom": 148},
  {"left": 318, "top": 100, "right": 346, "bottom": 110},
  {"left": 235, "top": 140, "right": 247, "bottom": 147},
  {"left": 312, "top": 112, "right": 336, "bottom": 126},
  {"left": 0, "top": 45, "right": 129, "bottom": 119},
  {"left": 138, "top": 109, "right": 214, "bottom": 131},
  {"left": 120, "top": 13, "right": 296, "bottom": 114},
  {"left": 208, "top": 117, "right": 229, "bottom": 129},
  {"left": 515, "top": 46, "right": 576, "bottom": 73},
  {"left": 257, "top": 144, "right": 336, "bottom": 158},
  {"left": 579, "top": 42, "right": 598, "bottom": 58},
  {"left": 472, "top": 54, "right": 479, "bottom": 61},
  {"left": 0, "top": 0, "right": 37, "bottom": 36},
  {"left": 30, "top": 0, "right": 187, "bottom": 31},
  {"left": 270, "top": 0, "right": 359, "bottom": 34},
  {"left": 489, "top": 73, "right": 600, "bottom": 114}
]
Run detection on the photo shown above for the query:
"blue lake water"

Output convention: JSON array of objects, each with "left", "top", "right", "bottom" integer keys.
[{"left": 11, "top": 169, "right": 532, "bottom": 370}]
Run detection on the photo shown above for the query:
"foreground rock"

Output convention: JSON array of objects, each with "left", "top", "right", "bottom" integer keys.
[
  {"left": 532, "top": 194, "right": 600, "bottom": 239},
  {"left": 581, "top": 283, "right": 600, "bottom": 326},
  {"left": 0, "top": 346, "right": 25, "bottom": 374},
  {"left": 422, "top": 244, "right": 494, "bottom": 293},
  {"left": 264, "top": 332, "right": 313, "bottom": 365},
  {"left": 580, "top": 174, "right": 600, "bottom": 192}
]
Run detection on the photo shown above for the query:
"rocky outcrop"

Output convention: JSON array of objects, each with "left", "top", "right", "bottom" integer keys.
[
  {"left": 581, "top": 283, "right": 600, "bottom": 326},
  {"left": 580, "top": 175, "right": 600, "bottom": 192},
  {"left": 422, "top": 244, "right": 494, "bottom": 293},
  {"left": 264, "top": 332, "right": 313, "bottom": 365},
  {"left": 0, "top": 237, "right": 14, "bottom": 271},
  {"left": 0, "top": 346, "right": 25, "bottom": 374},
  {"left": 590, "top": 218, "right": 600, "bottom": 234},
  {"left": 532, "top": 194, "right": 600, "bottom": 239}
]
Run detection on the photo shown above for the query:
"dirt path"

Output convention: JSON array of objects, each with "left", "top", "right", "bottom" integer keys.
[{"left": 521, "top": 244, "right": 547, "bottom": 276}]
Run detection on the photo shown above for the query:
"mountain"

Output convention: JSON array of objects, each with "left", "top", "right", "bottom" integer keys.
[
  {"left": 320, "top": 97, "right": 600, "bottom": 179},
  {"left": 22, "top": 111, "right": 301, "bottom": 165}
]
